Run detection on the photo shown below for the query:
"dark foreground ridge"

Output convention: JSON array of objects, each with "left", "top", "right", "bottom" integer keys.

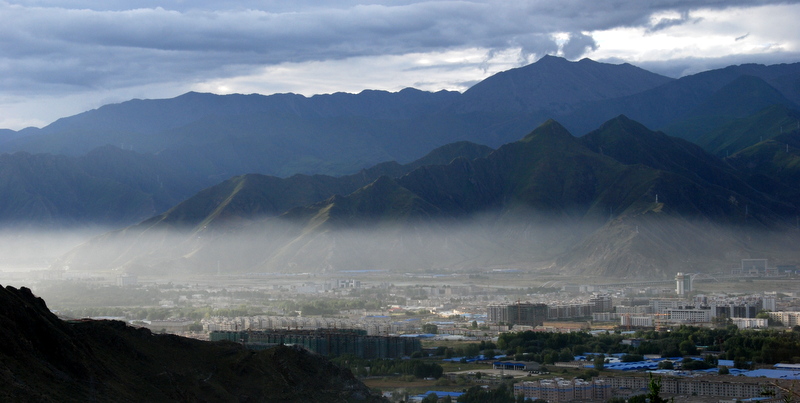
[{"left": 0, "top": 284, "right": 383, "bottom": 402}]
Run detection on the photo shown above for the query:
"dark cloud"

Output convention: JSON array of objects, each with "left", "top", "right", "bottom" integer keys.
[
  {"left": 0, "top": 0, "right": 796, "bottom": 115},
  {"left": 627, "top": 51, "right": 800, "bottom": 78},
  {"left": 647, "top": 10, "right": 700, "bottom": 32},
  {"left": 562, "top": 32, "right": 598, "bottom": 60}
]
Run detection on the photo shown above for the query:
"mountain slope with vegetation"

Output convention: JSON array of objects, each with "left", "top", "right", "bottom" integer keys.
[{"left": 56, "top": 117, "right": 800, "bottom": 278}]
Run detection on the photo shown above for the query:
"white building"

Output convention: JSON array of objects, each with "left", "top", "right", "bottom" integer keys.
[
  {"left": 664, "top": 307, "right": 711, "bottom": 323},
  {"left": 731, "top": 318, "right": 768, "bottom": 329}
]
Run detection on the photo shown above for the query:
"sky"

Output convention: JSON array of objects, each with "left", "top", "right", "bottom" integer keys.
[{"left": 1, "top": 0, "right": 799, "bottom": 130}]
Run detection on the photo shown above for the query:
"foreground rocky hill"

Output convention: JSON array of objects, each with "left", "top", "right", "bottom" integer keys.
[{"left": 0, "top": 284, "right": 382, "bottom": 402}]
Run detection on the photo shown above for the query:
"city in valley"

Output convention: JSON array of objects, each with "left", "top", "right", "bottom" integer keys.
[
  {"left": 2, "top": 4, "right": 800, "bottom": 399},
  {"left": 4, "top": 258, "right": 799, "bottom": 402}
]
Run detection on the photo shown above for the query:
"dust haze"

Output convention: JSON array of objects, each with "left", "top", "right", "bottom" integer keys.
[{"left": 1, "top": 209, "right": 796, "bottom": 286}]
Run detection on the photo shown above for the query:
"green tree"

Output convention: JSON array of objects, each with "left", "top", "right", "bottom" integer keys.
[
  {"left": 718, "top": 365, "right": 730, "bottom": 375},
  {"left": 593, "top": 354, "right": 605, "bottom": 371},
  {"left": 646, "top": 373, "right": 670, "bottom": 403},
  {"left": 422, "top": 323, "right": 438, "bottom": 334},
  {"left": 679, "top": 340, "right": 698, "bottom": 356},
  {"left": 422, "top": 392, "right": 439, "bottom": 403}
]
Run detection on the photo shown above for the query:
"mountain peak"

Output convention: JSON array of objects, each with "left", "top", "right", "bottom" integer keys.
[
  {"left": 522, "top": 119, "right": 575, "bottom": 143},
  {"left": 457, "top": 56, "right": 673, "bottom": 114},
  {"left": 597, "top": 114, "right": 649, "bottom": 133},
  {"left": 537, "top": 54, "right": 568, "bottom": 63}
]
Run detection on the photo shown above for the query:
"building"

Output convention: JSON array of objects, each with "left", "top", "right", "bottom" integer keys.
[
  {"left": 487, "top": 303, "right": 548, "bottom": 326},
  {"left": 116, "top": 273, "right": 137, "bottom": 287},
  {"left": 210, "top": 328, "right": 420, "bottom": 359},
  {"left": 650, "top": 298, "right": 686, "bottom": 314},
  {"left": 741, "top": 259, "right": 768, "bottom": 275},
  {"left": 767, "top": 311, "right": 800, "bottom": 327},
  {"left": 675, "top": 272, "right": 692, "bottom": 295},
  {"left": 592, "top": 312, "right": 621, "bottom": 322},
  {"left": 664, "top": 307, "right": 711, "bottom": 323},
  {"left": 547, "top": 303, "right": 593, "bottom": 320},
  {"left": 714, "top": 303, "right": 760, "bottom": 319},
  {"left": 514, "top": 378, "right": 612, "bottom": 402},
  {"left": 409, "top": 391, "right": 464, "bottom": 402},
  {"left": 597, "top": 375, "right": 779, "bottom": 400},
  {"left": 334, "top": 279, "right": 361, "bottom": 288},
  {"left": 731, "top": 318, "right": 768, "bottom": 329},
  {"left": 493, "top": 360, "right": 542, "bottom": 372},
  {"left": 620, "top": 315, "right": 654, "bottom": 328},
  {"left": 615, "top": 305, "right": 654, "bottom": 314},
  {"left": 589, "top": 294, "right": 613, "bottom": 313},
  {"left": 762, "top": 296, "right": 777, "bottom": 311}
]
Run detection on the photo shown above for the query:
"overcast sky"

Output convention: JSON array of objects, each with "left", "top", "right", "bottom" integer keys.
[{"left": 1, "top": 0, "right": 799, "bottom": 130}]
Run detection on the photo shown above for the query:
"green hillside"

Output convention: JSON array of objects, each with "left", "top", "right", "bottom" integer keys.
[
  {"left": 56, "top": 117, "right": 800, "bottom": 278},
  {"left": 697, "top": 104, "right": 800, "bottom": 157}
]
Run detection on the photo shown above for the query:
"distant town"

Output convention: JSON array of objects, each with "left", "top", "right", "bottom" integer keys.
[{"left": 4, "top": 258, "right": 799, "bottom": 401}]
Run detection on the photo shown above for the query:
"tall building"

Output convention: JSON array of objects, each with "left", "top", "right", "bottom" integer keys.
[
  {"left": 487, "top": 303, "right": 548, "bottom": 326},
  {"left": 675, "top": 272, "right": 692, "bottom": 295},
  {"left": 589, "top": 294, "right": 613, "bottom": 313}
]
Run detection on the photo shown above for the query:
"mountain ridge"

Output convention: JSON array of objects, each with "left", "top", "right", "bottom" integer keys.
[{"left": 56, "top": 116, "right": 800, "bottom": 278}]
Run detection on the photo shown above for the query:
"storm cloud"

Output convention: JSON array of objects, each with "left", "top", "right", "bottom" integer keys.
[{"left": 0, "top": 0, "right": 798, "bottom": 128}]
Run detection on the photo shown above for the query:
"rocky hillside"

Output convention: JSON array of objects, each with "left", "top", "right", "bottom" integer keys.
[{"left": 0, "top": 284, "right": 382, "bottom": 402}]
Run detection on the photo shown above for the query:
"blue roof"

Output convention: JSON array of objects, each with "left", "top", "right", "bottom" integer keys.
[
  {"left": 743, "top": 369, "right": 800, "bottom": 380},
  {"left": 493, "top": 361, "right": 529, "bottom": 367},
  {"left": 593, "top": 361, "right": 661, "bottom": 371},
  {"left": 775, "top": 363, "right": 800, "bottom": 370},
  {"left": 419, "top": 391, "right": 464, "bottom": 398}
]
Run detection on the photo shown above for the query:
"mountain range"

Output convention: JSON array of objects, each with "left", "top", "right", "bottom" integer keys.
[
  {"left": 56, "top": 116, "right": 800, "bottom": 278},
  {"left": 1, "top": 56, "right": 800, "bottom": 278}
]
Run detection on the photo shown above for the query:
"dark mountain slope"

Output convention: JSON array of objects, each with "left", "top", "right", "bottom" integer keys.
[
  {"left": 0, "top": 89, "right": 464, "bottom": 178},
  {"left": 697, "top": 104, "right": 800, "bottom": 157},
  {"left": 578, "top": 115, "right": 792, "bottom": 219},
  {"left": 0, "top": 57, "right": 674, "bottom": 178},
  {"left": 0, "top": 147, "right": 207, "bottom": 227},
  {"left": 56, "top": 117, "right": 800, "bottom": 278},
  {"left": 561, "top": 61, "right": 800, "bottom": 135},
  {"left": 726, "top": 130, "right": 800, "bottom": 208},
  {"left": 141, "top": 140, "right": 492, "bottom": 231},
  {"left": 0, "top": 284, "right": 381, "bottom": 402},
  {"left": 277, "top": 119, "right": 661, "bottom": 223},
  {"left": 0, "top": 152, "right": 152, "bottom": 226},
  {"left": 662, "top": 75, "right": 799, "bottom": 142},
  {"left": 257, "top": 120, "right": 795, "bottom": 276},
  {"left": 455, "top": 56, "right": 673, "bottom": 113},
  {"left": 2, "top": 58, "right": 797, "bottom": 181},
  {"left": 53, "top": 141, "right": 492, "bottom": 273},
  {"left": 4, "top": 89, "right": 460, "bottom": 156}
]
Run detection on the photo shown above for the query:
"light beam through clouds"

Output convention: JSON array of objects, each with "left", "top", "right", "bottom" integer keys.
[{"left": 0, "top": 1, "right": 798, "bottom": 129}]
